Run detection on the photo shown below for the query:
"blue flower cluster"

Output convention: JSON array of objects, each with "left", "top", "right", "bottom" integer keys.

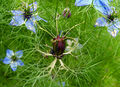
[
  {"left": 1, "top": 0, "right": 119, "bottom": 72},
  {"left": 75, "top": 0, "right": 120, "bottom": 37}
]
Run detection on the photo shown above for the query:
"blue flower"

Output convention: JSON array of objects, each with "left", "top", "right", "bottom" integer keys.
[
  {"left": 75, "top": 0, "right": 120, "bottom": 37},
  {"left": 10, "top": 2, "right": 47, "bottom": 33},
  {"left": 94, "top": 5, "right": 120, "bottom": 37},
  {"left": 75, "top": 0, "right": 112, "bottom": 14},
  {"left": 3, "top": 49, "right": 24, "bottom": 71}
]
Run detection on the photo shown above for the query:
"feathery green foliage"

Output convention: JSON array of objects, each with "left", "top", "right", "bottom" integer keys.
[{"left": 0, "top": 0, "right": 120, "bottom": 87}]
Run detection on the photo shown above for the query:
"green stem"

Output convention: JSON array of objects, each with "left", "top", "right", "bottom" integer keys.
[
  {"left": 35, "top": 21, "right": 55, "bottom": 38},
  {"left": 64, "top": 22, "right": 84, "bottom": 37},
  {"left": 56, "top": 14, "right": 59, "bottom": 36}
]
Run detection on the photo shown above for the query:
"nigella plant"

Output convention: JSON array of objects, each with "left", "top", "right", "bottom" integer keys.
[
  {"left": 37, "top": 31, "right": 80, "bottom": 74},
  {"left": 36, "top": 11, "right": 84, "bottom": 75},
  {"left": 94, "top": 5, "right": 120, "bottom": 37},
  {"left": 10, "top": 1, "right": 47, "bottom": 33},
  {"left": 3, "top": 49, "right": 24, "bottom": 71}
]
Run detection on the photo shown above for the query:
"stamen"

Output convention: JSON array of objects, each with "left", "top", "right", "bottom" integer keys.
[
  {"left": 107, "top": 15, "right": 114, "bottom": 22},
  {"left": 23, "top": 8, "right": 32, "bottom": 20},
  {"left": 12, "top": 56, "right": 17, "bottom": 61}
]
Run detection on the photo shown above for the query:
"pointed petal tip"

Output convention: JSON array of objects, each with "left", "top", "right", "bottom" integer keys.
[{"left": 94, "top": 25, "right": 97, "bottom": 27}]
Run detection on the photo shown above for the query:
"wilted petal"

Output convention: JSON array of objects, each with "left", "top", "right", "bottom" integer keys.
[
  {"left": 9, "top": 15, "right": 24, "bottom": 26},
  {"left": 17, "top": 59, "right": 24, "bottom": 66},
  {"left": 95, "top": 17, "right": 107, "bottom": 27},
  {"left": 25, "top": 19, "right": 36, "bottom": 33},
  {"left": 67, "top": 40, "right": 72, "bottom": 46},
  {"left": 65, "top": 46, "right": 71, "bottom": 51},
  {"left": 74, "top": 38, "right": 78, "bottom": 42},
  {"left": 29, "top": 2, "right": 37, "bottom": 12},
  {"left": 3, "top": 57, "right": 11, "bottom": 64},
  {"left": 93, "top": 0, "right": 112, "bottom": 15},
  {"left": 15, "top": 50, "right": 23, "bottom": 58},
  {"left": 6, "top": 49, "right": 14, "bottom": 58},
  {"left": 11, "top": 10, "right": 23, "bottom": 16},
  {"left": 75, "top": 0, "right": 92, "bottom": 6},
  {"left": 10, "top": 62, "right": 18, "bottom": 71}
]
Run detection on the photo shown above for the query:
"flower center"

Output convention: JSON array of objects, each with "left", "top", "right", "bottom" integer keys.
[
  {"left": 23, "top": 8, "right": 32, "bottom": 20},
  {"left": 12, "top": 56, "right": 18, "bottom": 61},
  {"left": 107, "top": 15, "right": 114, "bottom": 22}
]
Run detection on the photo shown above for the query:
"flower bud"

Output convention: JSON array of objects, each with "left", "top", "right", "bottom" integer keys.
[{"left": 62, "top": 8, "right": 71, "bottom": 18}]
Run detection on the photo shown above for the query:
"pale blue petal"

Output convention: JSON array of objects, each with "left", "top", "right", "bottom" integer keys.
[
  {"left": 9, "top": 15, "right": 24, "bottom": 26},
  {"left": 6, "top": 49, "right": 14, "bottom": 58},
  {"left": 108, "top": 24, "right": 119, "bottom": 37},
  {"left": 108, "top": 23, "right": 118, "bottom": 30},
  {"left": 107, "top": 29, "right": 119, "bottom": 37},
  {"left": 11, "top": 10, "right": 23, "bottom": 16},
  {"left": 29, "top": 2, "right": 37, "bottom": 12},
  {"left": 94, "top": 17, "right": 107, "bottom": 27},
  {"left": 17, "top": 59, "right": 24, "bottom": 66},
  {"left": 25, "top": 19, "right": 36, "bottom": 33},
  {"left": 15, "top": 50, "right": 23, "bottom": 58},
  {"left": 10, "top": 62, "right": 18, "bottom": 71},
  {"left": 113, "top": 19, "right": 120, "bottom": 28},
  {"left": 32, "top": 15, "right": 47, "bottom": 22},
  {"left": 109, "top": 0, "right": 113, "bottom": 2},
  {"left": 3, "top": 57, "right": 11, "bottom": 64},
  {"left": 93, "top": 0, "right": 112, "bottom": 15},
  {"left": 75, "top": 0, "right": 92, "bottom": 6}
]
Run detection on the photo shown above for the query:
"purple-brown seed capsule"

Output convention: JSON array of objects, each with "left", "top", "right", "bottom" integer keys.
[
  {"left": 52, "top": 35, "right": 66, "bottom": 59},
  {"left": 62, "top": 8, "right": 71, "bottom": 18}
]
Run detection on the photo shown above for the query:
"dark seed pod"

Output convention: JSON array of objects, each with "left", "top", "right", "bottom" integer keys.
[
  {"left": 12, "top": 56, "right": 18, "bottom": 61},
  {"left": 52, "top": 36, "right": 66, "bottom": 59},
  {"left": 23, "top": 8, "right": 33, "bottom": 20},
  {"left": 62, "top": 8, "right": 71, "bottom": 18},
  {"left": 107, "top": 15, "right": 114, "bottom": 22}
]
